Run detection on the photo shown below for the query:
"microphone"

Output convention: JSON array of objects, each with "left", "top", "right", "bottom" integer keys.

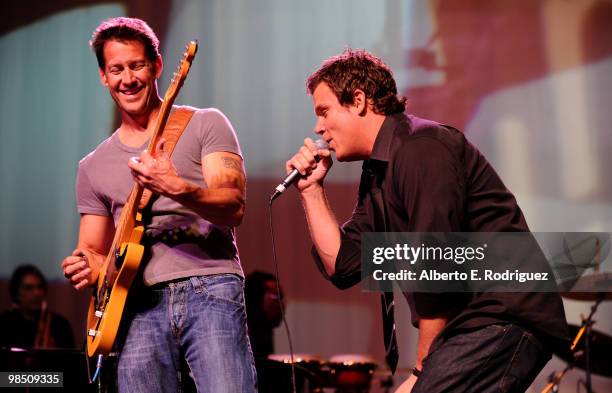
[{"left": 270, "top": 139, "right": 329, "bottom": 202}]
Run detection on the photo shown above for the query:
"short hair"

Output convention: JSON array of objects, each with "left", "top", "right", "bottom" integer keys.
[
  {"left": 245, "top": 271, "right": 276, "bottom": 303},
  {"left": 90, "top": 17, "right": 160, "bottom": 69},
  {"left": 307, "top": 48, "right": 407, "bottom": 115},
  {"left": 9, "top": 264, "right": 47, "bottom": 303}
]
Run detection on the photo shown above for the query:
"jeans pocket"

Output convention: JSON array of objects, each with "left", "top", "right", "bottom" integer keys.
[
  {"left": 198, "top": 274, "right": 245, "bottom": 308},
  {"left": 523, "top": 329, "right": 549, "bottom": 353},
  {"left": 499, "top": 328, "right": 551, "bottom": 392}
]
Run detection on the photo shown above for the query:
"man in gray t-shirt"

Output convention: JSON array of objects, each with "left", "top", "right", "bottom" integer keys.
[
  {"left": 61, "top": 17, "right": 257, "bottom": 392},
  {"left": 77, "top": 107, "right": 245, "bottom": 285}
]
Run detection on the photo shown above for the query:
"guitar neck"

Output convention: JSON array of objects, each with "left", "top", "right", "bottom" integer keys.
[
  {"left": 145, "top": 95, "right": 177, "bottom": 155},
  {"left": 106, "top": 185, "right": 142, "bottom": 264}
]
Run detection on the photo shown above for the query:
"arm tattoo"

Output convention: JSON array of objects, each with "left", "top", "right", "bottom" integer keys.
[{"left": 221, "top": 157, "right": 243, "bottom": 172}]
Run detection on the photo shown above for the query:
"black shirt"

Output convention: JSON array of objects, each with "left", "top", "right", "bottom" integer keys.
[
  {"left": 0, "top": 309, "right": 75, "bottom": 349},
  {"left": 312, "top": 113, "right": 568, "bottom": 346}
]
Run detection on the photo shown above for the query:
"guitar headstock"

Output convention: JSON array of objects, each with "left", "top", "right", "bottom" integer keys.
[{"left": 165, "top": 40, "right": 198, "bottom": 102}]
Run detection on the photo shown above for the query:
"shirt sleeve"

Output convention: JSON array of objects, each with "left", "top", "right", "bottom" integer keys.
[
  {"left": 198, "top": 108, "right": 243, "bottom": 158},
  {"left": 311, "top": 176, "right": 373, "bottom": 289},
  {"left": 75, "top": 163, "right": 111, "bottom": 216},
  {"left": 463, "top": 139, "right": 528, "bottom": 231}
]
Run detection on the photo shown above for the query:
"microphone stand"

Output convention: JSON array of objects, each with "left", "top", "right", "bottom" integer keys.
[
  {"left": 582, "top": 296, "right": 602, "bottom": 393},
  {"left": 540, "top": 296, "right": 602, "bottom": 393},
  {"left": 542, "top": 365, "right": 572, "bottom": 393}
]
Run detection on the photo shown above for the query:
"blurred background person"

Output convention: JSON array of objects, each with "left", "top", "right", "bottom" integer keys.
[
  {"left": 0, "top": 264, "right": 74, "bottom": 349},
  {"left": 245, "top": 270, "right": 285, "bottom": 360}
]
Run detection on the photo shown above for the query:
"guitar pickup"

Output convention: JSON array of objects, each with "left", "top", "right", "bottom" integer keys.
[
  {"left": 95, "top": 310, "right": 103, "bottom": 318},
  {"left": 115, "top": 247, "right": 125, "bottom": 269},
  {"left": 88, "top": 329, "right": 98, "bottom": 337}
]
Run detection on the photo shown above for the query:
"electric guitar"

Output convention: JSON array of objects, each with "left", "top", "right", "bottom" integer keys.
[{"left": 85, "top": 41, "right": 198, "bottom": 357}]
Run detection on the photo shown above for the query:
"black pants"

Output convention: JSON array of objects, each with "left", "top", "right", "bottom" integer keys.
[{"left": 412, "top": 324, "right": 552, "bottom": 393}]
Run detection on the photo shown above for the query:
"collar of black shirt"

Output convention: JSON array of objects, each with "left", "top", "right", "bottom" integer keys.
[{"left": 369, "top": 112, "right": 410, "bottom": 162}]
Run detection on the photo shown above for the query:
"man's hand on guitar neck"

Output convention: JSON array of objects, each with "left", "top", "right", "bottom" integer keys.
[{"left": 128, "top": 138, "right": 187, "bottom": 198}]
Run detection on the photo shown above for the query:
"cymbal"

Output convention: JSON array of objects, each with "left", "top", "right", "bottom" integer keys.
[
  {"left": 561, "top": 272, "right": 612, "bottom": 301},
  {"left": 554, "top": 324, "right": 612, "bottom": 377}
]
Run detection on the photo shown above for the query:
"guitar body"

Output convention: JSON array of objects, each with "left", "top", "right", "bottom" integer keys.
[
  {"left": 84, "top": 41, "right": 198, "bottom": 358},
  {"left": 86, "top": 241, "right": 144, "bottom": 356},
  {"left": 86, "top": 205, "right": 145, "bottom": 357}
]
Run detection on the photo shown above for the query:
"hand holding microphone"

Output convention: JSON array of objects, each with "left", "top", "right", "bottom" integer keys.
[{"left": 271, "top": 138, "right": 331, "bottom": 201}]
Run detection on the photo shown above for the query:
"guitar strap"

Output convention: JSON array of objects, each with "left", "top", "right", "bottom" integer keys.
[{"left": 138, "top": 106, "right": 196, "bottom": 209}]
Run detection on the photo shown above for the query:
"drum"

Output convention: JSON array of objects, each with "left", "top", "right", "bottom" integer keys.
[
  {"left": 268, "top": 353, "right": 323, "bottom": 366},
  {"left": 326, "top": 354, "right": 378, "bottom": 393},
  {"left": 265, "top": 354, "right": 325, "bottom": 393}
]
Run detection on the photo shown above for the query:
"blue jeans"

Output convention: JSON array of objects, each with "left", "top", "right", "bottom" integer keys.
[
  {"left": 412, "top": 324, "right": 552, "bottom": 393},
  {"left": 117, "top": 274, "right": 257, "bottom": 393}
]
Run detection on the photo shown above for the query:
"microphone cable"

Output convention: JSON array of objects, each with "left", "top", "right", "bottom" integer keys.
[{"left": 268, "top": 195, "right": 298, "bottom": 393}]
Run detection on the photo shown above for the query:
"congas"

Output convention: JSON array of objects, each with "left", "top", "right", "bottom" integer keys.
[
  {"left": 266, "top": 354, "right": 325, "bottom": 393},
  {"left": 326, "top": 354, "right": 378, "bottom": 393}
]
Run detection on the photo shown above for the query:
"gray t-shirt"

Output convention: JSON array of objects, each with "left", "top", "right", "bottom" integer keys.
[{"left": 76, "top": 107, "right": 244, "bottom": 285}]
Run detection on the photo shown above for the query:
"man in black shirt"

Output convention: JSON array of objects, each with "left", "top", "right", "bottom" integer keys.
[
  {"left": 0, "top": 265, "right": 74, "bottom": 349},
  {"left": 286, "top": 49, "right": 568, "bottom": 392}
]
